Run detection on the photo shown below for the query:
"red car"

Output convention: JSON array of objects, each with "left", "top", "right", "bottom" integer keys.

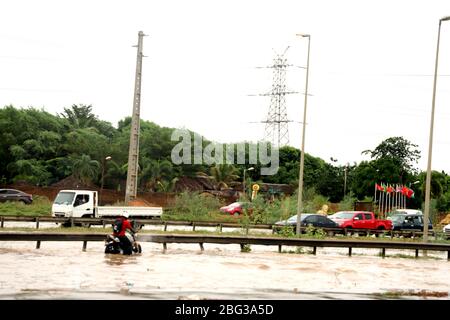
[{"left": 219, "top": 202, "right": 253, "bottom": 216}]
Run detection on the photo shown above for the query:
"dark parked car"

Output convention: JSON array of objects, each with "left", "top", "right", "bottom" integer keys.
[
  {"left": 0, "top": 189, "right": 33, "bottom": 204},
  {"left": 275, "top": 213, "right": 339, "bottom": 233},
  {"left": 388, "top": 213, "right": 433, "bottom": 231}
]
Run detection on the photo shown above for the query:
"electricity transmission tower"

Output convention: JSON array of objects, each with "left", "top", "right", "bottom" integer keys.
[
  {"left": 125, "top": 31, "right": 145, "bottom": 204},
  {"left": 259, "top": 47, "right": 297, "bottom": 147}
]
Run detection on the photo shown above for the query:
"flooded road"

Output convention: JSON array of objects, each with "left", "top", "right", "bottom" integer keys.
[{"left": 0, "top": 238, "right": 449, "bottom": 300}]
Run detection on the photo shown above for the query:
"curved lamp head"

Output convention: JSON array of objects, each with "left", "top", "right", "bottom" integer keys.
[
  {"left": 441, "top": 16, "right": 450, "bottom": 21},
  {"left": 296, "top": 33, "right": 310, "bottom": 38}
]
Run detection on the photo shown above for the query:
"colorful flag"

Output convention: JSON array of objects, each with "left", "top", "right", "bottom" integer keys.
[
  {"left": 386, "top": 185, "right": 394, "bottom": 193},
  {"left": 375, "top": 183, "right": 384, "bottom": 191},
  {"left": 402, "top": 186, "right": 414, "bottom": 198}
]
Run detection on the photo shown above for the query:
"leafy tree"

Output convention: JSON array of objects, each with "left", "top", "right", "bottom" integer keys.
[
  {"left": 64, "top": 128, "right": 111, "bottom": 163},
  {"left": 350, "top": 161, "right": 378, "bottom": 200},
  {"left": 6, "top": 159, "right": 51, "bottom": 186},
  {"left": 362, "top": 136, "right": 421, "bottom": 181}
]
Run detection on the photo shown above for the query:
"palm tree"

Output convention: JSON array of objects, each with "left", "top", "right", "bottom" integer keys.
[
  {"left": 198, "top": 164, "right": 240, "bottom": 190},
  {"left": 105, "top": 161, "right": 128, "bottom": 191},
  {"left": 140, "top": 159, "right": 174, "bottom": 191},
  {"left": 72, "top": 154, "right": 100, "bottom": 185},
  {"left": 61, "top": 104, "right": 97, "bottom": 129},
  {"left": 156, "top": 177, "right": 179, "bottom": 192}
]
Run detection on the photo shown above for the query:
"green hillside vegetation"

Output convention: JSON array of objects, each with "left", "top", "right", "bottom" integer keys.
[{"left": 2, "top": 104, "right": 450, "bottom": 217}]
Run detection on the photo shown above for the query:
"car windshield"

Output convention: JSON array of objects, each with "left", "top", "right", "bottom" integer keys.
[
  {"left": 54, "top": 192, "right": 75, "bottom": 205},
  {"left": 331, "top": 212, "right": 355, "bottom": 219},
  {"left": 388, "top": 215, "right": 405, "bottom": 223}
]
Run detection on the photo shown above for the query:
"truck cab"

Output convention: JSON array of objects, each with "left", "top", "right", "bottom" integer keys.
[{"left": 52, "top": 190, "right": 98, "bottom": 218}]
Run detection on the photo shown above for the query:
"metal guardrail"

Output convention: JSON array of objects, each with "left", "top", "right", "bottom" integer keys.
[
  {"left": 0, "top": 215, "right": 444, "bottom": 239},
  {"left": 0, "top": 215, "right": 272, "bottom": 231},
  {"left": 0, "top": 231, "right": 449, "bottom": 260}
]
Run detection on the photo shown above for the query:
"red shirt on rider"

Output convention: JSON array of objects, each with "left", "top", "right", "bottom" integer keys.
[{"left": 113, "top": 216, "right": 133, "bottom": 237}]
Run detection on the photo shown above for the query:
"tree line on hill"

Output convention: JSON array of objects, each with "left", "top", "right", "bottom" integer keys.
[{"left": 1, "top": 104, "right": 450, "bottom": 212}]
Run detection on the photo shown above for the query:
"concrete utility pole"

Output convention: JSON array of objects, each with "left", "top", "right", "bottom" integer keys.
[
  {"left": 296, "top": 33, "right": 311, "bottom": 236},
  {"left": 125, "top": 31, "right": 145, "bottom": 204},
  {"left": 424, "top": 17, "right": 450, "bottom": 245}
]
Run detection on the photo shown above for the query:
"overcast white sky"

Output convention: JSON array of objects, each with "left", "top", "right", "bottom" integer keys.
[{"left": 1, "top": 0, "right": 450, "bottom": 173}]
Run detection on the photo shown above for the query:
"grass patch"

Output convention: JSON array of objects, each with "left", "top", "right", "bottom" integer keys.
[
  {"left": 0, "top": 196, "right": 52, "bottom": 216},
  {"left": 162, "top": 210, "right": 237, "bottom": 223}
]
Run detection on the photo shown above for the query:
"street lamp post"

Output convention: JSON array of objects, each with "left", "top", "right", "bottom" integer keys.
[
  {"left": 100, "top": 156, "right": 112, "bottom": 204},
  {"left": 343, "top": 164, "right": 349, "bottom": 197},
  {"left": 424, "top": 16, "right": 450, "bottom": 244},
  {"left": 243, "top": 167, "right": 255, "bottom": 199},
  {"left": 296, "top": 33, "right": 311, "bottom": 236}
]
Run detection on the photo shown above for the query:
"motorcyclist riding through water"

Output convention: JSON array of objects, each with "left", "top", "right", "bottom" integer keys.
[{"left": 105, "top": 213, "right": 142, "bottom": 255}]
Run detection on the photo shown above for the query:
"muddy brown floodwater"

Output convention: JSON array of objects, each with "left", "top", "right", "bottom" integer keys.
[{"left": 0, "top": 238, "right": 449, "bottom": 300}]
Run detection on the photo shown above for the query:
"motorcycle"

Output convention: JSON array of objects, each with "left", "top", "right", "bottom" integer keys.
[{"left": 104, "top": 231, "right": 142, "bottom": 255}]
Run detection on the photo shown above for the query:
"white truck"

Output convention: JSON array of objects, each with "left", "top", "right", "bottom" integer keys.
[{"left": 51, "top": 190, "right": 163, "bottom": 220}]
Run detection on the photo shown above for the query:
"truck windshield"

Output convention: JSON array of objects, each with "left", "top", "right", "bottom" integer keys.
[
  {"left": 332, "top": 212, "right": 355, "bottom": 219},
  {"left": 54, "top": 192, "right": 75, "bottom": 205}
]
